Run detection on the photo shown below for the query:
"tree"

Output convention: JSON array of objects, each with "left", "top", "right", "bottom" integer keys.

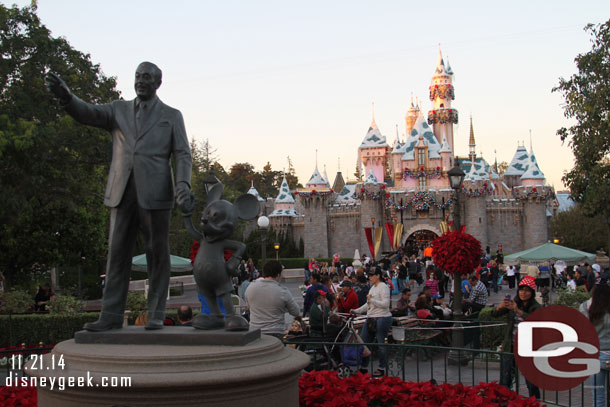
[
  {"left": 553, "top": 20, "right": 610, "bottom": 253},
  {"left": 228, "top": 162, "right": 255, "bottom": 194},
  {"left": 0, "top": 4, "right": 119, "bottom": 287},
  {"left": 550, "top": 206, "right": 607, "bottom": 254},
  {"left": 258, "top": 162, "right": 282, "bottom": 199},
  {"left": 354, "top": 162, "right": 364, "bottom": 181},
  {"left": 285, "top": 156, "right": 302, "bottom": 189},
  {"left": 496, "top": 161, "right": 508, "bottom": 178}
]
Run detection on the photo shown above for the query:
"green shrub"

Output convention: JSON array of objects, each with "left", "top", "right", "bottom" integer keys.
[
  {"left": 478, "top": 307, "right": 506, "bottom": 350},
  {"left": 554, "top": 286, "right": 590, "bottom": 309},
  {"left": 0, "top": 313, "right": 100, "bottom": 346},
  {"left": 257, "top": 257, "right": 355, "bottom": 270},
  {"left": 47, "top": 295, "right": 84, "bottom": 316},
  {"left": 0, "top": 290, "right": 33, "bottom": 314},
  {"left": 126, "top": 291, "right": 146, "bottom": 317}
]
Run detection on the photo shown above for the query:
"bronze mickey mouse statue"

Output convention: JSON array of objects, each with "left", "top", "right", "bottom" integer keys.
[{"left": 184, "top": 180, "right": 258, "bottom": 331}]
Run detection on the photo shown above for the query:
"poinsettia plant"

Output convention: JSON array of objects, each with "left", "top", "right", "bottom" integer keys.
[
  {"left": 0, "top": 385, "right": 37, "bottom": 407},
  {"left": 431, "top": 227, "right": 482, "bottom": 275},
  {"left": 299, "top": 370, "right": 543, "bottom": 407}
]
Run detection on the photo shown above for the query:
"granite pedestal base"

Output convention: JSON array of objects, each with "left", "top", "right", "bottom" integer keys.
[{"left": 26, "top": 334, "right": 309, "bottom": 407}]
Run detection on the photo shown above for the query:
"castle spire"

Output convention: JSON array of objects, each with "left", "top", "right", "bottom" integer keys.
[
  {"left": 469, "top": 115, "right": 476, "bottom": 162},
  {"left": 435, "top": 44, "right": 446, "bottom": 74},
  {"left": 370, "top": 102, "right": 377, "bottom": 129}
]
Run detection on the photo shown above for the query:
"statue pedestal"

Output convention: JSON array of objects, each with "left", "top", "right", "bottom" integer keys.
[{"left": 26, "top": 333, "right": 309, "bottom": 407}]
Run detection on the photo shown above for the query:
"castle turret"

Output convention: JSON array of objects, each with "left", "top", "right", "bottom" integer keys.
[
  {"left": 520, "top": 143, "right": 546, "bottom": 186},
  {"left": 439, "top": 136, "right": 452, "bottom": 170},
  {"left": 504, "top": 143, "right": 530, "bottom": 188},
  {"left": 468, "top": 116, "right": 476, "bottom": 163},
  {"left": 405, "top": 95, "right": 419, "bottom": 136},
  {"left": 428, "top": 47, "right": 457, "bottom": 151},
  {"left": 359, "top": 103, "right": 390, "bottom": 183},
  {"left": 306, "top": 166, "right": 329, "bottom": 189}
]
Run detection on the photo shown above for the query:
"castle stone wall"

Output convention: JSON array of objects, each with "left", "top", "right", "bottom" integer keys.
[
  {"left": 464, "top": 195, "right": 488, "bottom": 249},
  {"left": 523, "top": 198, "right": 548, "bottom": 249},
  {"left": 486, "top": 200, "right": 524, "bottom": 254},
  {"left": 301, "top": 196, "right": 330, "bottom": 258},
  {"left": 328, "top": 207, "right": 361, "bottom": 259}
]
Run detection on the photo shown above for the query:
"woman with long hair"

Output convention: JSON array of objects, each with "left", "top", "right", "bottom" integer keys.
[
  {"left": 580, "top": 273, "right": 610, "bottom": 407},
  {"left": 492, "top": 276, "right": 541, "bottom": 399}
]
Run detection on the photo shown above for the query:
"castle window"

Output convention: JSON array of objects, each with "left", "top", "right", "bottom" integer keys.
[
  {"left": 418, "top": 149, "right": 426, "bottom": 166},
  {"left": 419, "top": 177, "right": 426, "bottom": 190}
]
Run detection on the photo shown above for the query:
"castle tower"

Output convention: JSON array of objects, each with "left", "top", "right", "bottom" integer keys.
[
  {"left": 463, "top": 164, "right": 490, "bottom": 249},
  {"left": 428, "top": 47, "right": 458, "bottom": 152},
  {"left": 268, "top": 175, "right": 298, "bottom": 233},
  {"left": 358, "top": 174, "right": 385, "bottom": 260},
  {"left": 468, "top": 116, "right": 476, "bottom": 162},
  {"left": 439, "top": 136, "right": 452, "bottom": 170},
  {"left": 405, "top": 95, "right": 419, "bottom": 136},
  {"left": 520, "top": 142, "right": 546, "bottom": 186},
  {"left": 247, "top": 181, "right": 266, "bottom": 215},
  {"left": 306, "top": 165, "right": 330, "bottom": 189},
  {"left": 522, "top": 187, "right": 550, "bottom": 248},
  {"left": 359, "top": 103, "right": 390, "bottom": 183},
  {"left": 504, "top": 143, "right": 530, "bottom": 188}
]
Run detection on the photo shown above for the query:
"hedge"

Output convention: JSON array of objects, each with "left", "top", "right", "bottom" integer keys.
[
  {"left": 478, "top": 307, "right": 507, "bottom": 350},
  {"left": 258, "top": 257, "right": 354, "bottom": 270},
  {"left": 0, "top": 313, "right": 100, "bottom": 347}
]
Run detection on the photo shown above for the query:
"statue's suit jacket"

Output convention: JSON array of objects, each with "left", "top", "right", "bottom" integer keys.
[{"left": 64, "top": 95, "right": 192, "bottom": 208}]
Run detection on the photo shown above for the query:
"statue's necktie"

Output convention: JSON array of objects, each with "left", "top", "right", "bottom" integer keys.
[{"left": 137, "top": 102, "right": 147, "bottom": 133}]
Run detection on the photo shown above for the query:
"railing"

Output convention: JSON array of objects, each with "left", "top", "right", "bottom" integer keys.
[
  {"left": 283, "top": 338, "right": 603, "bottom": 407},
  {"left": 0, "top": 345, "right": 55, "bottom": 380}
]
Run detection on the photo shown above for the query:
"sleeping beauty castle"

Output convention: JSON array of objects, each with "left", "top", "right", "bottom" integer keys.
[{"left": 249, "top": 48, "right": 556, "bottom": 259}]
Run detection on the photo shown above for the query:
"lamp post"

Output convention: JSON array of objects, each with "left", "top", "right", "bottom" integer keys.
[
  {"left": 447, "top": 164, "right": 466, "bottom": 364},
  {"left": 203, "top": 169, "right": 220, "bottom": 195},
  {"left": 257, "top": 216, "right": 269, "bottom": 268},
  {"left": 274, "top": 242, "right": 280, "bottom": 261},
  {"left": 370, "top": 217, "right": 376, "bottom": 259}
]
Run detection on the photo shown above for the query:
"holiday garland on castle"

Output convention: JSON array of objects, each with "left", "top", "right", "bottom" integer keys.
[
  {"left": 385, "top": 191, "right": 454, "bottom": 211},
  {"left": 402, "top": 166, "right": 442, "bottom": 180},
  {"left": 512, "top": 186, "right": 555, "bottom": 201},
  {"left": 427, "top": 108, "right": 458, "bottom": 125},
  {"left": 429, "top": 83, "right": 455, "bottom": 101},
  {"left": 460, "top": 182, "right": 493, "bottom": 197},
  {"left": 353, "top": 184, "right": 387, "bottom": 200},
  {"left": 295, "top": 189, "right": 334, "bottom": 197}
]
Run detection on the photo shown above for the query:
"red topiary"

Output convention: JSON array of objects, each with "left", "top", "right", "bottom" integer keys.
[{"left": 432, "top": 228, "right": 482, "bottom": 275}]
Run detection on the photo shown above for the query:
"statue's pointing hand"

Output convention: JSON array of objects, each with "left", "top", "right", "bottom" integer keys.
[{"left": 45, "top": 72, "right": 72, "bottom": 104}]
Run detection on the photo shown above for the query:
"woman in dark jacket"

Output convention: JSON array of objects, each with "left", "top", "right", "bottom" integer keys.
[{"left": 492, "top": 276, "right": 541, "bottom": 399}]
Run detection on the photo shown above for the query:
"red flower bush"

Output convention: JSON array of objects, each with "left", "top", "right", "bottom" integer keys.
[
  {"left": 0, "top": 386, "right": 37, "bottom": 407},
  {"left": 299, "top": 371, "right": 543, "bottom": 407},
  {"left": 432, "top": 228, "right": 482, "bottom": 275}
]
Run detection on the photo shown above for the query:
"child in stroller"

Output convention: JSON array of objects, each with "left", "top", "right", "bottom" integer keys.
[{"left": 287, "top": 312, "right": 370, "bottom": 377}]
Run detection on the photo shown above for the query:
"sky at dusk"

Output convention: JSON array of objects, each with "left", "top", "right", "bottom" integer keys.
[{"left": 6, "top": 0, "right": 610, "bottom": 193}]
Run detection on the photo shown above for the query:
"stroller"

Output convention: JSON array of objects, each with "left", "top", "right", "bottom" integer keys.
[{"left": 289, "top": 313, "right": 368, "bottom": 378}]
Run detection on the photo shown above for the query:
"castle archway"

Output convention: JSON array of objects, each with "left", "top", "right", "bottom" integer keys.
[{"left": 401, "top": 224, "right": 441, "bottom": 256}]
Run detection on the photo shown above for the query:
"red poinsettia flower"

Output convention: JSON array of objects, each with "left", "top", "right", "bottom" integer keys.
[
  {"left": 420, "top": 166, "right": 424, "bottom": 171},
  {"left": 312, "top": 189, "right": 317, "bottom": 195},
  {"left": 381, "top": 184, "right": 386, "bottom": 189},
  {"left": 294, "top": 190, "right": 299, "bottom": 195},
  {"left": 360, "top": 188, "right": 365, "bottom": 193},
  {"left": 330, "top": 189, "right": 334, "bottom": 193},
  {"left": 532, "top": 187, "right": 537, "bottom": 192},
  {"left": 385, "top": 193, "right": 390, "bottom": 199},
  {"left": 190, "top": 240, "right": 200, "bottom": 264},
  {"left": 432, "top": 229, "right": 482, "bottom": 275}
]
